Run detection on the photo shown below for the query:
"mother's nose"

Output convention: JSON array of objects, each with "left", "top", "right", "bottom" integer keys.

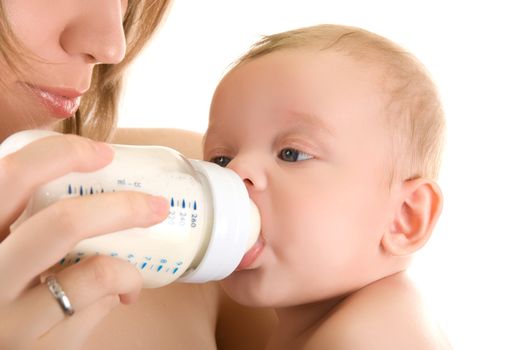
[{"left": 59, "top": 0, "right": 126, "bottom": 64}]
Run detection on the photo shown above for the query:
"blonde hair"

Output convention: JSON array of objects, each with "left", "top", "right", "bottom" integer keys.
[
  {"left": 231, "top": 24, "right": 445, "bottom": 181},
  {"left": 0, "top": 0, "right": 172, "bottom": 141}
]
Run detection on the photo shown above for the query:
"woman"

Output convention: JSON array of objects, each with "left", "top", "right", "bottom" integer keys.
[{"left": 0, "top": 1, "right": 275, "bottom": 349}]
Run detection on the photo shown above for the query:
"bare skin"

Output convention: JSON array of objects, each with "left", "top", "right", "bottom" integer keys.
[
  {"left": 0, "top": 0, "right": 276, "bottom": 345},
  {"left": 204, "top": 47, "right": 451, "bottom": 349},
  {"left": 268, "top": 272, "right": 452, "bottom": 350},
  {"left": 83, "top": 283, "right": 220, "bottom": 349},
  {"left": 81, "top": 129, "right": 220, "bottom": 350},
  {"left": 79, "top": 128, "right": 276, "bottom": 350},
  {"left": 0, "top": 127, "right": 275, "bottom": 350}
]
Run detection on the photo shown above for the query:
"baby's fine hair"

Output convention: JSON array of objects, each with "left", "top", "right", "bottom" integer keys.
[{"left": 230, "top": 24, "right": 445, "bottom": 182}]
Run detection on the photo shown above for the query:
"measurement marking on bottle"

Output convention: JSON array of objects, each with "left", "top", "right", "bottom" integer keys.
[
  {"left": 68, "top": 184, "right": 108, "bottom": 196},
  {"left": 61, "top": 253, "right": 183, "bottom": 276}
]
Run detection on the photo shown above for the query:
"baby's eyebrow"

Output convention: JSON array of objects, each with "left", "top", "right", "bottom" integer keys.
[
  {"left": 282, "top": 110, "right": 335, "bottom": 136},
  {"left": 202, "top": 126, "right": 230, "bottom": 152}
]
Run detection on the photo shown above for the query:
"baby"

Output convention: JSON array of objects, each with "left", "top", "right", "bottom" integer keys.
[{"left": 204, "top": 24, "right": 451, "bottom": 349}]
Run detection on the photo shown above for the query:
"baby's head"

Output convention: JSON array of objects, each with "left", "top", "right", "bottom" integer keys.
[{"left": 204, "top": 24, "right": 445, "bottom": 307}]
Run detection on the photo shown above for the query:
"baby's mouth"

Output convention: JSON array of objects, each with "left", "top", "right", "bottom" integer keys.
[{"left": 236, "top": 233, "right": 265, "bottom": 271}]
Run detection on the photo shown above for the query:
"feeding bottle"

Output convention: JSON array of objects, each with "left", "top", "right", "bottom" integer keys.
[{"left": 0, "top": 130, "right": 260, "bottom": 288}]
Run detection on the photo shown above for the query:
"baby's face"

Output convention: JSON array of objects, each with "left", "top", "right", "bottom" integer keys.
[{"left": 204, "top": 49, "right": 396, "bottom": 307}]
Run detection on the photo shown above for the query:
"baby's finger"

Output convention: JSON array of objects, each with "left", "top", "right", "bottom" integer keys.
[
  {"left": 10, "top": 255, "right": 142, "bottom": 341},
  {"left": 0, "top": 134, "right": 114, "bottom": 237},
  {"left": 0, "top": 192, "right": 168, "bottom": 299}
]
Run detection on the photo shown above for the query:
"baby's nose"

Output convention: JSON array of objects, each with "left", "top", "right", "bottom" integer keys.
[{"left": 228, "top": 158, "right": 267, "bottom": 192}]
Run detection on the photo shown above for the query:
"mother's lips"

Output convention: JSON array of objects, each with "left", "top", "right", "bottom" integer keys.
[
  {"left": 25, "top": 83, "right": 85, "bottom": 98},
  {"left": 24, "top": 83, "right": 83, "bottom": 118}
]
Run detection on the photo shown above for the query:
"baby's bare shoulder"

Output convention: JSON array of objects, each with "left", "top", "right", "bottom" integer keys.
[{"left": 304, "top": 272, "right": 452, "bottom": 350}]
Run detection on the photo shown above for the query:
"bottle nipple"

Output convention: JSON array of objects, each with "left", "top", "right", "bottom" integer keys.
[{"left": 246, "top": 199, "right": 261, "bottom": 249}]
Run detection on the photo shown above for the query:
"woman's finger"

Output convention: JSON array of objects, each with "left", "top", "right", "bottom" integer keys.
[
  {"left": 10, "top": 255, "right": 142, "bottom": 341},
  {"left": 0, "top": 134, "right": 114, "bottom": 238},
  {"left": 0, "top": 191, "right": 168, "bottom": 299},
  {"left": 35, "top": 295, "right": 120, "bottom": 350}
]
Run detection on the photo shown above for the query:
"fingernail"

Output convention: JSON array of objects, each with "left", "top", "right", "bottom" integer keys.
[
  {"left": 149, "top": 196, "right": 169, "bottom": 216},
  {"left": 94, "top": 142, "right": 114, "bottom": 161}
]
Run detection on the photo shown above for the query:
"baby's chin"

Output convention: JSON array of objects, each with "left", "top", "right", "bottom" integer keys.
[
  {"left": 219, "top": 271, "right": 283, "bottom": 307},
  {"left": 219, "top": 272, "right": 309, "bottom": 308}
]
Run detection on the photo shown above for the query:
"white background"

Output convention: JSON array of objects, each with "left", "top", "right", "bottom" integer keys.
[{"left": 119, "top": 1, "right": 523, "bottom": 349}]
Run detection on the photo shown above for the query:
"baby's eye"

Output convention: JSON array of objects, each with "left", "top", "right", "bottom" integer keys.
[
  {"left": 278, "top": 148, "right": 313, "bottom": 162},
  {"left": 209, "top": 156, "right": 232, "bottom": 167}
]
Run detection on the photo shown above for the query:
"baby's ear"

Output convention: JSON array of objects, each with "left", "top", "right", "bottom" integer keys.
[{"left": 381, "top": 178, "right": 443, "bottom": 256}]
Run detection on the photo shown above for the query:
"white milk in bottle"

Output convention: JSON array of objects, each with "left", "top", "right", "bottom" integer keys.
[{"left": 0, "top": 130, "right": 260, "bottom": 287}]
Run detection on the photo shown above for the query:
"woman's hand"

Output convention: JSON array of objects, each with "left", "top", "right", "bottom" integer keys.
[{"left": 0, "top": 134, "right": 169, "bottom": 350}]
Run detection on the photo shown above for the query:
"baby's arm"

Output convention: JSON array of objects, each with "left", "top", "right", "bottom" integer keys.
[{"left": 304, "top": 272, "right": 452, "bottom": 350}]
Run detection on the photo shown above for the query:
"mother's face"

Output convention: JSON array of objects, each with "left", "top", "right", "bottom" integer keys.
[{"left": 0, "top": 0, "right": 128, "bottom": 140}]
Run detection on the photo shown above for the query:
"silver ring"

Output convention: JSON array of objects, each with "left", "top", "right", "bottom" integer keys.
[{"left": 45, "top": 275, "right": 75, "bottom": 316}]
